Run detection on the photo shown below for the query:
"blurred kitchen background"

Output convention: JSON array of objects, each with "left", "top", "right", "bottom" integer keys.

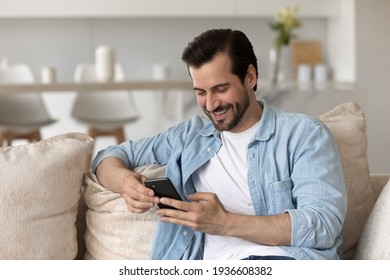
[{"left": 0, "top": 0, "right": 389, "bottom": 173}]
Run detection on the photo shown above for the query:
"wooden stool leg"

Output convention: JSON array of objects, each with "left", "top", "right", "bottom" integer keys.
[
  {"left": 2, "top": 129, "right": 41, "bottom": 146},
  {"left": 26, "top": 130, "right": 41, "bottom": 143},
  {"left": 87, "top": 127, "right": 126, "bottom": 144},
  {"left": 114, "top": 127, "right": 125, "bottom": 144},
  {"left": 87, "top": 127, "right": 98, "bottom": 140}
]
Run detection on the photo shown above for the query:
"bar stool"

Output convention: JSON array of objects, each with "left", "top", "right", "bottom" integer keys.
[
  {"left": 72, "top": 63, "right": 139, "bottom": 144},
  {"left": 0, "top": 63, "right": 56, "bottom": 146}
]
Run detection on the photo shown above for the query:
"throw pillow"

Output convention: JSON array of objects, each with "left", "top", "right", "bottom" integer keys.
[
  {"left": 83, "top": 164, "right": 164, "bottom": 259},
  {"left": 0, "top": 133, "right": 94, "bottom": 259},
  {"left": 354, "top": 178, "right": 390, "bottom": 259},
  {"left": 319, "top": 102, "right": 373, "bottom": 259}
]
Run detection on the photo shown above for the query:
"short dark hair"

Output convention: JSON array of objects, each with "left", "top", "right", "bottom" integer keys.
[{"left": 181, "top": 29, "right": 258, "bottom": 91}]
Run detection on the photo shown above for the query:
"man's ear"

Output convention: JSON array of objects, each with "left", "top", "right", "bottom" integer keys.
[{"left": 246, "top": 64, "right": 257, "bottom": 89}]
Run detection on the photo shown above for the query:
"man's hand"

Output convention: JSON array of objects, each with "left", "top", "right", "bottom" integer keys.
[
  {"left": 155, "top": 192, "right": 230, "bottom": 235},
  {"left": 95, "top": 157, "right": 159, "bottom": 213},
  {"left": 120, "top": 171, "right": 160, "bottom": 213}
]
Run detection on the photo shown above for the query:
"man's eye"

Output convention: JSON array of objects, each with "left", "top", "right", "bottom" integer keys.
[
  {"left": 215, "top": 87, "right": 228, "bottom": 93},
  {"left": 195, "top": 90, "right": 206, "bottom": 96}
]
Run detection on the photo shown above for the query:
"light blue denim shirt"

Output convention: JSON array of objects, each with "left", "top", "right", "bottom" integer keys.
[{"left": 92, "top": 100, "right": 347, "bottom": 260}]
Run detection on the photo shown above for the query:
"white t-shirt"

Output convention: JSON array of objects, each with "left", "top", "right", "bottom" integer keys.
[{"left": 192, "top": 121, "right": 289, "bottom": 259}]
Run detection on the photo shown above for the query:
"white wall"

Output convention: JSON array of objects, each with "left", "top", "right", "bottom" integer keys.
[
  {"left": 356, "top": 0, "right": 390, "bottom": 173},
  {"left": 327, "top": 0, "right": 356, "bottom": 82}
]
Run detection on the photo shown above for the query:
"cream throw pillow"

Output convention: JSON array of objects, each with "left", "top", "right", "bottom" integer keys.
[
  {"left": 0, "top": 133, "right": 94, "bottom": 259},
  {"left": 319, "top": 102, "right": 372, "bottom": 259},
  {"left": 354, "top": 178, "right": 390, "bottom": 259},
  {"left": 83, "top": 164, "right": 164, "bottom": 260}
]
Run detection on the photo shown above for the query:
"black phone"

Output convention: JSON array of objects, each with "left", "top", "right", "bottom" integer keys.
[{"left": 144, "top": 177, "right": 183, "bottom": 209}]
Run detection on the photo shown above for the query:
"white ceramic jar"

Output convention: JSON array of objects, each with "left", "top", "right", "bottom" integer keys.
[
  {"left": 41, "top": 66, "right": 56, "bottom": 83},
  {"left": 95, "top": 45, "right": 115, "bottom": 82}
]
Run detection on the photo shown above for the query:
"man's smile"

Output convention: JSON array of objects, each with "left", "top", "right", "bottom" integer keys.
[{"left": 209, "top": 106, "right": 230, "bottom": 121}]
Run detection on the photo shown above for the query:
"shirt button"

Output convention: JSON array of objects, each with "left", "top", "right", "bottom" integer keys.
[
  {"left": 207, "top": 147, "right": 212, "bottom": 152},
  {"left": 183, "top": 231, "right": 188, "bottom": 236}
]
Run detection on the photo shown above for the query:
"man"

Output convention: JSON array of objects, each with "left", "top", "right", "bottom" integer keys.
[{"left": 92, "top": 29, "right": 347, "bottom": 260}]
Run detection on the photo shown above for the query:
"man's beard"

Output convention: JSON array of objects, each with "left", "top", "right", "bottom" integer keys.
[{"left": 204, "top": 92, "right": 250, "bottom": 132}]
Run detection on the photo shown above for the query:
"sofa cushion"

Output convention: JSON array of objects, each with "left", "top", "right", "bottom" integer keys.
[
  {"left": 319, "top": 102, "right": 373, "bottom": 259},
  {"left": 0, "top": 133, "right": 94, "bottom": 259},
  {"left": 83, "top": 164, "right": 164, "bottom": 259},
  {"left": 354, "top": 178, "right": 390, "bottom": 259}
]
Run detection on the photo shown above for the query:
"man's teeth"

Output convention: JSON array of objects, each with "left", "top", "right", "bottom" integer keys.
[{"left": 214, "top": 109, "right": 227, "bottom": 115}]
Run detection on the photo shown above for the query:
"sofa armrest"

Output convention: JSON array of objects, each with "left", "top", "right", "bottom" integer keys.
[
  {"left": 354, "top": 174, "right": 390, "bottom": 259},
  {"left": 369, "top": 174, "right": 390, "bottom": 203}
]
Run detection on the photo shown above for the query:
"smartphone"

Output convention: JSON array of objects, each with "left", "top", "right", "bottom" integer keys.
[{"left": 144, "top": 177, "right": 183, "bottom": 209}]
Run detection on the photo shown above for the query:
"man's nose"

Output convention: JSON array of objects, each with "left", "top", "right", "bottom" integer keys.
[{"left": 205, "top": 93, "right": 219, "bottom": 112}]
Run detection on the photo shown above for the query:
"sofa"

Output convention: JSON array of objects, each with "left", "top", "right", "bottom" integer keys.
[{"left": 0, "top": 102, "right": 389, "bottom": 260}]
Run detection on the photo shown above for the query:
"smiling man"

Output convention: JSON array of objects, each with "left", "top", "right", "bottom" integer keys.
[{"left": 92, "top": 29, "right": 347, "bottom": 260}]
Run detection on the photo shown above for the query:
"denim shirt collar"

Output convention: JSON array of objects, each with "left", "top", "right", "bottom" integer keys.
[{"left": 254, "top": 99, "right": 275, "bottom": 142}]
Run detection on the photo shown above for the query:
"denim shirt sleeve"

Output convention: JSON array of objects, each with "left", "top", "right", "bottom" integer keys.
[
  {"left": 284, "top": 120, "right": 347, "bottom": 250},
  {"left": 91, "top": 125, "right": 176, "bottom": 172}
]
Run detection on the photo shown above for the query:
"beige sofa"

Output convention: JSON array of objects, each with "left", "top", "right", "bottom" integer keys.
[{"left": 1, "top": 102, "right": 389, "bottom": 260}]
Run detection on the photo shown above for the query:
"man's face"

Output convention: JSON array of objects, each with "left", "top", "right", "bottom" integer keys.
[{"left": 189, "top": 54, "right": 255, "bottom": 133}]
